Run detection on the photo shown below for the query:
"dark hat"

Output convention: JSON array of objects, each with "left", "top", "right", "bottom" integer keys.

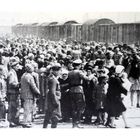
[
  {"left": 51, "top": 63, "right": 61, "bottom": 71},
  {"left": 98, "top": 74, "right": 108, "bottom": 83},
  {"left": 84, "top": 62, "right": 93, "bottom": 71},
  {"left": 109, "top": 66, "right": 116, "bottom": 74},
  {"left": 97, "top": 59, "right": 105, "bottom": 66},
  {"left": 86, "top": 66, "right": 93, "bottom": 71}
]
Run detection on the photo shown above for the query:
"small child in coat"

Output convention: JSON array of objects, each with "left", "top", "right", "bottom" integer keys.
[{"left": 94, "top": 74, "right": 108, "bottom": 125}]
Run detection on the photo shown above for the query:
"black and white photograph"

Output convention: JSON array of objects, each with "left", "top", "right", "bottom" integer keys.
[{"left": 0, "top": 0, "right": 140, "bottom": 132}]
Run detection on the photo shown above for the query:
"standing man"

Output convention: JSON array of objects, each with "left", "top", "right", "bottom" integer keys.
[
  {"left": 43, "top": 63, "right": 61, "bottom": 128},
  {"left": 7, "top": 59, "right": 20, "bottom": 127},
  {"left": 68, "top": 59, "right": 91, "bottom": 128},
  {"left": 0, "top": 66, "right": 7, "bottom": 122},
  {"left": 20, "top": 64, "right": 40, "bottom": 127}
]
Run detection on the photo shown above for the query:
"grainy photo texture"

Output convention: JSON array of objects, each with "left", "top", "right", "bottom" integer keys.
[{"left": 0, "top": 3, "right": 140, "bottom": 128}]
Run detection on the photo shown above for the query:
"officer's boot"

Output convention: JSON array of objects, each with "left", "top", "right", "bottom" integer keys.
[
  {"left": 51, "top": 117, "right": 58, "bottom": 128},
  {"left": 43, "top": 119, "right": 49, "bottom": 128},
  {"left": 51, "top": 123, "right": 57, "bottom": 128},
  {"left": 72, "top": 123, "right": 77, "bottom": 128},
  {"left": 76, "top": 111, "right": 84, "bottom": 128},
  {"left": 43, "top": 122, "right": 48, "bottom": 128}
]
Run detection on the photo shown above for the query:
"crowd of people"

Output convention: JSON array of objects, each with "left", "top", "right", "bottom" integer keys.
[{"left": 0, "top": 35, "right": 140, "bottom": 128}]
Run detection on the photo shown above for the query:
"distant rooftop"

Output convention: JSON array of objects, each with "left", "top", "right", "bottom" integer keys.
[
  {"left": 83, "top": 18, "right": 115, "bottom": 26},
  {"left": 48, "top": 22, "right": 58, "bottom": 26},
  {"left": 64, "top": 20, "right": 79, "bottom": 25}
]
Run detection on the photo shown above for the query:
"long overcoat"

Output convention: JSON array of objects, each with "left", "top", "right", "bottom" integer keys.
[
  {"left": 46, "top": 74, "right": 61, "bottom": 120},
  {"left": 105, "top": 75, "right": 127, "bottom": 117},
  {"left": 20, "top": 72, "right": 40, "bottom": 100}
]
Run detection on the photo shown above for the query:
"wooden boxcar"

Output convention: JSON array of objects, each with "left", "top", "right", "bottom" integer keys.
[
  {"left": 82, "top": 18, "right": 115, "bottom": 42},
  {"left": 11, "top": 18, "right": 140, "bottom": 45},
  {"left": 63, "top": 20, "right": 81, "bottom": 41}
]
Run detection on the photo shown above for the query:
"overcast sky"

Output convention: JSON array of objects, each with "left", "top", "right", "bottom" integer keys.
[{"left": 0, "top": 0, "right": 140, "bottom": 25}]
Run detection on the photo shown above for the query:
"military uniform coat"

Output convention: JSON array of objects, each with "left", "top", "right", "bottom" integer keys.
[{"left": 46, "top": 74, "right": 61, "bottom": 120}]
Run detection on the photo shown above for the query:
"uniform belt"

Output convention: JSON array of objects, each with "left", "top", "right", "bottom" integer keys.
[
  {"left": 71, "top": 92, "right": 83, "bottom": 94},
  {"left": 70, "top": 84, "right": 82, "bottom": 87}
]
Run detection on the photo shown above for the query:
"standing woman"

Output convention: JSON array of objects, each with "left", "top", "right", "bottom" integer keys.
[
  {"left": 82, "top": 65, "right": 97, "bottom": 124},
  {"left": 128, "top": 53, "right": 140, "bottom": 107},
  {"left": 105, "top": 65, "right": 129, "bottom": 128},
  {"left": 58, "top": 69, "right": 71, "bottom": 122}
]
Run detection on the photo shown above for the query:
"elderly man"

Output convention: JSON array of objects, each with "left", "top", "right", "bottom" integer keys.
[
  {"left": 43, "top": 63, "right": 61, "bottom": 128},
  {"left": 20, "top": 64, "right": 40, "bottom": 127}
]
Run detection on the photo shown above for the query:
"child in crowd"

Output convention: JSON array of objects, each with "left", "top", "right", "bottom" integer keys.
[{"left": 94, "top": 74, "right": 108, "bottom": 125}]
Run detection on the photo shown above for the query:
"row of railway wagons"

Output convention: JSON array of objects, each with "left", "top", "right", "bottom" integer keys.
[{"left": 12, "top": 18, "right": 140, "bottom": 45}]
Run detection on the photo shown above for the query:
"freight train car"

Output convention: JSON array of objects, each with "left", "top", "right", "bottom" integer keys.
[
  {"left": 82, "top": 18, "right": 115, "bottom": 42},
  {"left": 95, "top": 23, "right": 140, "bottom": 44},
  {"left": 11, "top": 18, "right": 140, "bottom": 44},
  {"left": 63, "top": 20, "right": 81, "bottom": 41}
]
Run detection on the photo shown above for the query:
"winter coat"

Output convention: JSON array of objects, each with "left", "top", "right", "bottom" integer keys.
[
  {"left": 7, "top": 69, "right": 19, "bottom": 96},
  {"left": 45, "top": 74, "right": 61, "bottom": 119},
  {"left": 105, "top": 75, "right": 127, "bottom": 117},
  {"left": 0, "top": 76, "right": 6, "bottom": 101},
  {"left": 68, "top": 70, "right": 86, "bottom": 94},
  {"left": 95, "top": 83, "right": 108, "bottom": 110},
  {"left": 20, "top": 72, "right": 40, "bottom": 100}
]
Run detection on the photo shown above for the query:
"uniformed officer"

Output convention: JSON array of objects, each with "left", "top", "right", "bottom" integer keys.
[
  {"left": 68, "top": 59, "right": 91, "bottom": 128},
  {"left": 43, "top": 63, "right": 61, "bottom": 128}
]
